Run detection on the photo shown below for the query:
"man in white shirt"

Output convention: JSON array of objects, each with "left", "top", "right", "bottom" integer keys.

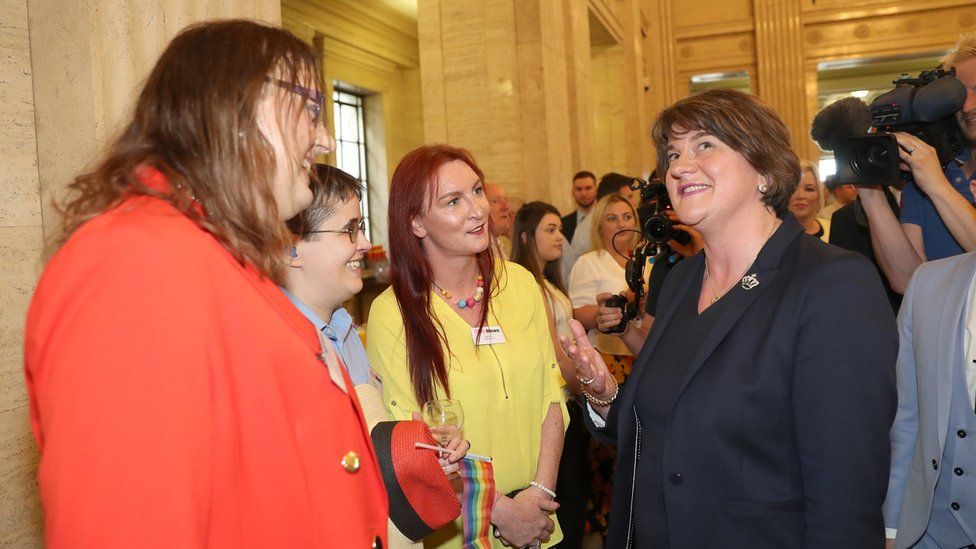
[{"left": 883, "top": 249, "right": 976, "bottom": 548}]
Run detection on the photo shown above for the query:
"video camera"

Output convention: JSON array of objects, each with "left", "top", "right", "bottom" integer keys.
[
  {"left": 811, "top": 67, "right": 967, "bottom": 186},
  {"left": 602, "top": 177, "right": 690, "bottom": 333}
]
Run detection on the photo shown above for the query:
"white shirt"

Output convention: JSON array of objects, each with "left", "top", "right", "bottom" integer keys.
[
  {"left": 964, "top": 269, "right": 976, "bottom": 412},
  {"left": 568, "top": 249, "right": 631, "bottom": 356},
  {"left": 543, "top": 280, "right": 573, "bottom": 341}
]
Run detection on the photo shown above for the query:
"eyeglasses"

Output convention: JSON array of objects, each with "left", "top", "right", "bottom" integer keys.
[
  {"left": 308, "top": 219, "right": 367, "bottom": 243},
  {"left": 265, "top": 77, "right": 325, "bottom": 125}
]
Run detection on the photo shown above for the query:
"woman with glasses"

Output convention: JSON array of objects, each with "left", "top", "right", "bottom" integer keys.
[
  {"left": 367, "top": 144, "right": 568, "bottom": 549},
  {"left": 24, "top": 20, "right": 388, "bottom": 547},
  {"left": 282, "top": 164, "right": 468, "bottom": 549}
]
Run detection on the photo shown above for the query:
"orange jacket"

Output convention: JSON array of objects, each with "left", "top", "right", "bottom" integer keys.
[{"left": 24, "top": 173, "right": 388, "bottom": 548}]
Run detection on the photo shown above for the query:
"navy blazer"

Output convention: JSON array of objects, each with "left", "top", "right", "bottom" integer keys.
[{"left": 589, "top": 216, "right": 898, "bottom": 548}]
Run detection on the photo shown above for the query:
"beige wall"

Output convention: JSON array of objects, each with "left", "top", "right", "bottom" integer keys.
[
  {"left": 0, "top": 0, "right": 43, "bottom": 545},
  {"left": 283, "top": 0, "right": 425, "bottom": 245},
  {"left": 0, "top": 2, "right": 280, "bottom": 545},
  {"left": 418, "top": 0, "right": 651, "bottom": 215}
]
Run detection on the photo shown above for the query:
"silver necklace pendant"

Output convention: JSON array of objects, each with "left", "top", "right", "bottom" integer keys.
[{"left": 741, "top": 273, "right": 760, "bottom": 290}]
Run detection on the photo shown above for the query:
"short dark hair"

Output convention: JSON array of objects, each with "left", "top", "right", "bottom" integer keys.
[
  {"left": 651, "top": 88, "right": 799, "bottom": 217},
  {"left": 572, "top": 170, "right": 596, "bottom": 182},
  {"left": 823, "top": 174, "right": 839, "bottom": 190},
  {"left": 287, "top": 164, "right": 363, "bottom": 239},
  {"left": 597, "top": 172, "right": 633, "bottom": 200}
]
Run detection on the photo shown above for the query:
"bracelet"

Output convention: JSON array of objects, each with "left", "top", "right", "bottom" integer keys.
[
  {"left": 529, "top": 481, "right": 556, "bottom": 499},
  {"left": 582, "top": 375, "right": 619, "bottom": 407}
]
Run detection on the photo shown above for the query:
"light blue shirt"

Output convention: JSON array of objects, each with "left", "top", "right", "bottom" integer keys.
[{"left": 281, "top": 288, "right": 371, "bottom": 386}]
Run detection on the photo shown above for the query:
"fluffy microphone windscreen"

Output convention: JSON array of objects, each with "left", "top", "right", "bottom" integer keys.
[{"left": 810, "top": 97, "right": 874, "bottom": 152}]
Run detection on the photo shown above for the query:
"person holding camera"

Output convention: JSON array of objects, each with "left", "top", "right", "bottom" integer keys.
[
  {"left": 859, "top": 33, "right": 976, "bottom": 294},
  {"left": 561, "top": 88, "right": 897, "bottom": 547},
  {"left": 566, "top": 192, "right": 640, "bottom": 539}
]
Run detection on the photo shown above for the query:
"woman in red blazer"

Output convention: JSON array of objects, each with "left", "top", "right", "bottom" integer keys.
[{"left": 24, "top": 20, "right": 387, "bottom": 548}]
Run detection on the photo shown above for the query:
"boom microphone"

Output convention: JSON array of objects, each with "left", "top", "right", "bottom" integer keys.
[{"left": 809, "top": 97, "right": 874, "bottom": 151}]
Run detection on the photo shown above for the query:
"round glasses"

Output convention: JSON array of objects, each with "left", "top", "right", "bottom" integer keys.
[{"left": 308, "top": 219, "right": 367, "bottom": 243}]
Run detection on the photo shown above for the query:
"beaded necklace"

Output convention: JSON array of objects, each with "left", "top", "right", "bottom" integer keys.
[{"left": 432, "top": 275, "right": 485, "bottom": 309}]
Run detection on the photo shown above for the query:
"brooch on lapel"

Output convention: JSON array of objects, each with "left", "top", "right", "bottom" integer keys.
[{"left": 740, "top": 273, "right": 760, "bottom": 290}]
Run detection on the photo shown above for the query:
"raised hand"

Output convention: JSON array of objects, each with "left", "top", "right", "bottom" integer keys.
[{"left": 558, "top": 319, "right": 617, "bottom": 415}]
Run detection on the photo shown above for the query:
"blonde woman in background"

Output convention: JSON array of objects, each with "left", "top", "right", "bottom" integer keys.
[
  {"left": 566, "top": 192, "right": 640, "bottom": 541},
  {"left": 789, "top": 160, "right": 831, "bottom": 242}
]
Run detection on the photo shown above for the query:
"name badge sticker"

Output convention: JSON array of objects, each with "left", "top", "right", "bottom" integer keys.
[{"left": 471, "top": 325, "right": 507, "bottom": 346}]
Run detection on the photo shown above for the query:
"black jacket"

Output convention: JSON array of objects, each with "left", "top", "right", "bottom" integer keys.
[
  {"left": 561, "top": 211, "right": 578, "bottom": 242},
  {"left": 587, "top": 215, "right": 897, "bottom": 548}
]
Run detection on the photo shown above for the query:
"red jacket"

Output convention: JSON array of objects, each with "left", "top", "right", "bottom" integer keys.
[{"left": 24, "top": 171, "right": 388, "bottom": 548}]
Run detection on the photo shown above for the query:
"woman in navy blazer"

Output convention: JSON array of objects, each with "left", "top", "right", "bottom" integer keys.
[{"left": 560, "top": 89, "right": 898, "bottom": 548}]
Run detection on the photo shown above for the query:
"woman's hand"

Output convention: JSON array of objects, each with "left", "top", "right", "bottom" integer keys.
[
  {"left": 558, "top": 319, "right": 617, "bottom": 416},
  {"left": 490, "top": 490, "right": 558, "bottom": 548},
  {"left": 411, "top": 412, "right": 470, "bottom": 476},
  {"left": 595, "top": 292, "right": 627, "bottom": 334}
]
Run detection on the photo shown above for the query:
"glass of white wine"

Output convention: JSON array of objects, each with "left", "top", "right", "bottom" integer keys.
[{"left": 422, "top": 398, "right": 464, "bottom": 447}]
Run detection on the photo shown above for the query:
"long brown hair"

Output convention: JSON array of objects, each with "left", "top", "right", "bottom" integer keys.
[
  {"left": 51, "top": 20, "right": 322, "bottom": 281},
  {"left": 387, "top": 145, "right": 495, "bottom": 406},
  {"left": 510, "top": 201, "right": 566, "bottom": 294}
]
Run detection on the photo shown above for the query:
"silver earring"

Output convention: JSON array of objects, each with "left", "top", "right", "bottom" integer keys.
[{"left": 758, "top": 183, "right": 769, "bottom": 194}]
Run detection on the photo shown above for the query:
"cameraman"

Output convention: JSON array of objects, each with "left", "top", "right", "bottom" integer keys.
[
  {"left": 859, "top": 34, "right": 976, "bottom": 293},
  {"left": 594, "top": 209, "right": 704, "bottom": 355}
]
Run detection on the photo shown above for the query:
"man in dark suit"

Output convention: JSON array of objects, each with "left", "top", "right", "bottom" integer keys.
[{"left": 561, "top": 171, "right": 597, "bottom": 242}]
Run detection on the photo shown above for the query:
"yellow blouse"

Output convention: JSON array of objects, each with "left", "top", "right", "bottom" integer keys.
[{"left": 366, "top": 261, "right": 568, "bottom": 549}]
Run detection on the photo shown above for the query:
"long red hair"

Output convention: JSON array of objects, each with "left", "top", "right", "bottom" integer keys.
[{"left": 388, "top": 144, "right": 495, "bottom": 406}]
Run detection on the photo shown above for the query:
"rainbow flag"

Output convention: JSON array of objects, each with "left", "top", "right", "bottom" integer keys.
[{"left": 459, "top": 458, "right": 495, "bottom": 549}]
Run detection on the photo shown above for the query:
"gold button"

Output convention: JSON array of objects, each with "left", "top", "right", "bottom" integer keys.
[{"left": 341, "top": 451, "right": 360, "bottom": 473}]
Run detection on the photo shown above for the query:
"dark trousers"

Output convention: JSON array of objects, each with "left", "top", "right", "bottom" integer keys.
[{"left": 554, "top": 399, "right": 593, "bottom": 549}]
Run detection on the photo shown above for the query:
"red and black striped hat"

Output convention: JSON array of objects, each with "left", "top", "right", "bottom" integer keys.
[{"left": 370, "top": 421, "right": 461, "bottom": 541}]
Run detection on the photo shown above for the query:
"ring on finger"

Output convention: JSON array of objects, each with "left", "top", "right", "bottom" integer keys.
[
  {"left": 578, "top": 376, "right": 595, "bottom": 385},
  {"left": 908, "top": 144, "right": 917, "bottom": 155}
]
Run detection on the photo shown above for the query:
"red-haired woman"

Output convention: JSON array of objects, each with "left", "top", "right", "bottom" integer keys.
[{"left": 366, "top": 145, "right": 569, "bottom": 549}]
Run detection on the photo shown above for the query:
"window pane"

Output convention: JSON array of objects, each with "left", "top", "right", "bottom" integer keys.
[
  {"left": 340, "top": 104, "right": 359, "bottom": 141},
  {"left": 341, "top": 145, "right": 361, "bottom": 179},
  {"left": 342, "top": 91, "right": 361, "bottom": 105}
]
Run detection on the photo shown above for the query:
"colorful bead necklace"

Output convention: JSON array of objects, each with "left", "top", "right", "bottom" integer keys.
[{"left": 432, "top": 275, "right": 485, "bottom": 309}]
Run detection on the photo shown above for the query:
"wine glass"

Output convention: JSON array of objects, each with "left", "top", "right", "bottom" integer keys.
[{"left": 422, "top": 398, "right": 464, "bottom": 447}]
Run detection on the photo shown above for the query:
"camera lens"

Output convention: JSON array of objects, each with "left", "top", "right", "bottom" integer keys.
[
  {"left": 644, "top": 215, "right": 673, "bottom": 243},
  {"left": 851, "top": 141, "right": 893, "bottom": 178}
]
